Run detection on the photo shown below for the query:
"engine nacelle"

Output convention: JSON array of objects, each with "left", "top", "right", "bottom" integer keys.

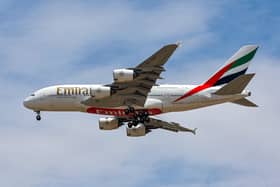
[
  {"left": 90, "top": 86, "right": 111, "bottom": 99},
  {"left": 99, "top": 117, "right": 119, "bottom": 130},
  {"left": 113, "top": 69, "right": 135, "bottom": 83},
  {"left": 126, "top": 123, "right": 147, "bottom": 137}
]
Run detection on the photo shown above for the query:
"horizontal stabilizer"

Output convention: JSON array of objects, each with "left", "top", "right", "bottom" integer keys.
[
  {"left": 231, "top": 98, "right": 258, "bottom": 107},
  {"left": 215, "top": 73, "right": 255, "bottom": 95}
]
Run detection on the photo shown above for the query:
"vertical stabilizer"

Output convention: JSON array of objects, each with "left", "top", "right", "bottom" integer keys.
[{"left": 205, "top": 45, "right": 258, "bottom": 86}]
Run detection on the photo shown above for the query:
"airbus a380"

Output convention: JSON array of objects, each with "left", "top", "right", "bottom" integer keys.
[{"left": 23, "top": 43, "right": 258, "bottom": 137}]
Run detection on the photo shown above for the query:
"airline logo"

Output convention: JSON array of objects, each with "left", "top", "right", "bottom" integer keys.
[
  {"left": 174, "top": 46, "right": 258, "bottom": 102},
  {"left": 57, "top": 87, "right": 93, "bottom": 96}
]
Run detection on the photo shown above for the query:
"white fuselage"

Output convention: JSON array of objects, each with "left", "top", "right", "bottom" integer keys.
[{"left": 23, "top": 84, "right": 250, "bottom": 116}]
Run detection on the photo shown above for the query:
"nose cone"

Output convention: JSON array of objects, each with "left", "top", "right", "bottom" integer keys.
[{"left": 23, "top": 97, "right": 34, "bottom": 109}]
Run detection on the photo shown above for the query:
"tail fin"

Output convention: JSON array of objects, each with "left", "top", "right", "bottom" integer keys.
[
  {"left": 204, "top": 45, "right": 258, "bottom": 86},
  {"left": 215, "top": 73, "right": 255, "bottom": 95},
  {"left": 173, "top": 45, "right": 258, "bottom": 103}
]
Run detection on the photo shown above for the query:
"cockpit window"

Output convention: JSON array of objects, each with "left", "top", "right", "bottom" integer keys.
[{"left": 30, "top": 93, "right": 35, "bottom": 96}]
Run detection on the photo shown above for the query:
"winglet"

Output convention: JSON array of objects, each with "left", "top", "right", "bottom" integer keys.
[{"left": 176, "top": 41, "right": 183, "bottom": 47}]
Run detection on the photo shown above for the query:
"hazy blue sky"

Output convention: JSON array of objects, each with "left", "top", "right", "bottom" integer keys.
[{"left": 0, "top": 1, "right": 279, "bottom": 187}]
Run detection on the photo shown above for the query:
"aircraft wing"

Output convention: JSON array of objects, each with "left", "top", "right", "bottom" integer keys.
[
  {"left": 146, "top": 117, "right": 196, "bottom": 134},
  {"left": 82, "top": 43, "right": 179, "bottom": 107}
]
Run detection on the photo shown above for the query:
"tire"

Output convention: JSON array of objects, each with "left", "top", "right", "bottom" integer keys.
[
  {"left": 36, "top": 115, "right": 41, "bottom": 121},
  {"left": 132, "top": 121, "right": 138, "bottom": 126},
  {"left": 129, "top": 107, "right": 135, "bottom": 113},
  {"left": 124, "top": 109, "right": 130, "bottom": 115},
  {"left": 139, "top": 118, "right": 145, "bottom": 123},
  {"left": 145, "top": 118, "right": 150, "bottom": 123},
  {"left": 138, "top": 112, "right": 144, "bottom": 118}
]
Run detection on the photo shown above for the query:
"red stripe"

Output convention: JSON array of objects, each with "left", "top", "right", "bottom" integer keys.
[
  {"left": 86, "top": 107, "right": 162, "bottom": 116},
  {"left": 174, "top": 62, "right": 233, "bottom": 102},
  {"left": 204, "top": 63, "right": 232, "bottom": 86}
]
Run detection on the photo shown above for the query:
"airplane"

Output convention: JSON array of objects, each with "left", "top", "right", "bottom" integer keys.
[{"left": 23, "top": 43, "right": 258, "bottom": 137}]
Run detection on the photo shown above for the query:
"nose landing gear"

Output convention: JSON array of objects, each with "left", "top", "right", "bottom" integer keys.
[{"left": 35, "top": 111, "right": 41, "bottom": 121}]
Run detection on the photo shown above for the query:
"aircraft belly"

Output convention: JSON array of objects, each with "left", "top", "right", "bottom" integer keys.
[{"left": 162, "top": 94, "right": 246, "bottom": 112}]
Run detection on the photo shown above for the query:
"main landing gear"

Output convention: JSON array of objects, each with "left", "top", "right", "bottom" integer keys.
[
  {"left": 125, "top": 107, "right": 150, "bottom": 128},
  {"left": 35, "top": 111, "right": 41, "bottom": 121},
  {"left": 124, "top": 106, "right": 135, "bottom": 115}
]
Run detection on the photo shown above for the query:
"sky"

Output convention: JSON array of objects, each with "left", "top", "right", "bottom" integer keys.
[{"left": 0, "top": 0, "right": 279, "bottom": 187}]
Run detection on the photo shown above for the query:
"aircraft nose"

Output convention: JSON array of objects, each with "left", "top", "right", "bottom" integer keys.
[{"left": 23, "top": 97, "right": 34, "bottom": 109}]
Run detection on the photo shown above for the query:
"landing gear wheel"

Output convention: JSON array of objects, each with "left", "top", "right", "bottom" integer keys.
[
  {"left": 35, "top": 111, "right": 41, "bottom": 121},
  {"left": 124, "top": 109, "right": 130, "bottom": 115},
  {"left": 145, "top": 117, "right": 150, "bottom": 123},
  {"left": 138, "top": 112, "right": 144, "bottom": 118},
  {"left": 125, "top": 106, "right": 135, "bottom": 115},
  {"left": 143, "top": 111, "right": 149, "bottom": 117},
  {"left": 139, "top": 118, "right": 145, "bottom": 123},
  {"left": 128, "top": 122, "right": 133, "bottom": 128},
  {"left": 129, "top": 107, "right": 135, "bottom": 113},
  {"left": 132, "top": 120, "right": 138, "bottom": 127},
  {"left": 36, "top": 115, "right": 41, "bottom": 121}
]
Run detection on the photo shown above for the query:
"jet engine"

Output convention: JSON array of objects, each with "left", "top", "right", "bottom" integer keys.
[
  {"left": 113, "top": 69, "right": 135, "bottom": 82},
  {"left": 99, "top": 117, "right": 119, "bottom": 130},
  {"left": 126, "top": 123, "right": 147, "bottom": 137},
  {"left": 90, "top": 86, "right": 111, "bottom": 99}
]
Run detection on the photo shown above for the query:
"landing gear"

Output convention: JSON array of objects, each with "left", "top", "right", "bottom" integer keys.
[
  {"left": 125, "top": 106, "right": 135, "bottom": 115},
  {"left": 128, "top": 122, "right": 133, "bottom": 128},
  {"left": 35, "top": 111, "right": 41, "bottom": 121},
  {"left": 125, "top": 107, "right": 150, "bottom": 128}
]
